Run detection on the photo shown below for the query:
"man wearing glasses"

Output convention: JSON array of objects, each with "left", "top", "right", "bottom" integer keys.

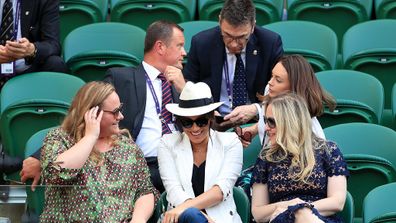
[{"left": 183, "top": 0, "right": 283, "bottom": 129}]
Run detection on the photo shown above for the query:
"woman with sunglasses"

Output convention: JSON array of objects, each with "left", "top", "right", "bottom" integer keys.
[
  {"left": 251, "top": 93, "right": 348, "bottom": 223},
  {"left": 240, "top": 54, "right": 335, "bottom": 147},
  {"left": 40, "top": 81, "right": 159, "bottom": 222},
  {"left": 157, "top": 82, "right": 243, "bottom": 223}
]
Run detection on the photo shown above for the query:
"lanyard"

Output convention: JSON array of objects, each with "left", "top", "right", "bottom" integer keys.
[
  {"left": 144, "top": 72, "right": 172, "bottom": 132},
  {"left": 223, "top": 55, "right": 233, "bottom": 108}
]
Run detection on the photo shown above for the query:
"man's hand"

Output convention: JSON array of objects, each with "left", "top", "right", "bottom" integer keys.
[
  {"left": 20, "top": 157, "right": 41, "bottom": 191},
  {"left": 0, "top": 45, "right": 14, "bottom": 63},
  {"left": 222, "top": 104, "right": 258, "bottom": 126},
  {"left": 164, "top": 65, "right": 186, "bottom": 93},
  {"left": 5, "top": 38, "right": 35, "bottom": 59}
]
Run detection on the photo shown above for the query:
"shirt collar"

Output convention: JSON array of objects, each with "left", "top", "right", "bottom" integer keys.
[{"left": 142, "top": 61, "right": 162, "bottom": 81}]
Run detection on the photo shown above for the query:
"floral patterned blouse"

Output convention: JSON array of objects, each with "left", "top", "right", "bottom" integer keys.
[{"left": 40, "top": 128, "right": 159, "bottom": 222}]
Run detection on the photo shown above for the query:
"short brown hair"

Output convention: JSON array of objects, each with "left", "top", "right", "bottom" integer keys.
[
  {"left": 219, "top": 0, "right": 256, "bottom": 27},
  {"left": 144, "top": 20, "right": 184, "bottom": 53}
]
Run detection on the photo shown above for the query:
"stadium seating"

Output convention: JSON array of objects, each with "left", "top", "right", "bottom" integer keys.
[
  {"left": 375, "top": 0, "right": 396, "bottom": 19},
  {"left": 110, "top": 0, "right": 196, "bottom": 30},
  {"left": 287, "top": 0, "right": 373, "bottom": 52},
  {"left": 198, "top": 0, "right": 284, "bottom": 25},
  {"left": 324, "top": 123, "right": 396, "bottom": 220},
  {"left": 316, "top": 70, "right": 384, "bottom": 128},
  {"left": 59, "top": 0, "right": 108, "bottom": 45},
  {"left": 63, "top": 22, "right": 145, "bottom": 82},
  {"left": 264, "top": 21, "right": 338, "bottom": 72},
  {"left": 343, "top": 19, "right": 396, "bottom": 109},
  {"left": 363, "top": 182, "right": 396, "bottom": 223},
  {"left": 340, "top": 191, "right": 355, "bottom": 223},
  {"left": 0, "top": 72, "right": 84, "bottom": 181}
]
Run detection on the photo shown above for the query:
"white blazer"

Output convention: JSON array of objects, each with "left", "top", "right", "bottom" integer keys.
[{"left": 158, "top": 129, "right": 243, "bottom": 223}]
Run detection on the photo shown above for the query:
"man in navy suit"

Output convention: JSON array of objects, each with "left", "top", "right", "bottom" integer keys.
[{"left": 183, "top": 0, "right": 283, "bottom": 127}]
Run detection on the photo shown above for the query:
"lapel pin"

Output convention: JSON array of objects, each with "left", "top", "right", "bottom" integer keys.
[
  {"left": 253, "top": 50, "right": 257, "bottom": 55},
  {"left": 25, "top": 11, "right": 30, "bottom": 16}
]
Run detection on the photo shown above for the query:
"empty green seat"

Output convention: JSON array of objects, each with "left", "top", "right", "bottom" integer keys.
[
  {"left": 59, "top": 0, "right": 108, "bottom": 45},
  {"left": 264, "top": 21, "right": 338, "bottom": 72},
  {"left": 198, "top": 0, "right": 284, "bottom": 25},
  {"left": 375, "top": 0, "right": 396, "bottom": 19},
  {"left": 316, "top": 70, "right": 384, "bottom": 128},
  {"left": 363, "top": 182, "right": 396, "bottom": 223},
  {"left": 393, "top": 83, "right": 396, "bottom": 129},
  {"left": 343, "top": 19, "right": 396, "bottom": 109},
  {"left": 63, "top": 22, "right": 145, "bottom": 82},
  {"left": 287, "top": 0, "right": 373, "bottom": 52},
  {"left": 110, "top": 0, "right": 196, "bottom": 30}
]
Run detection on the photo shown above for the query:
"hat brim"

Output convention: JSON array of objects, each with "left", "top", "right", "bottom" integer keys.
[{"left": 166, "top": 102, "right": 223, "bottom": 117}]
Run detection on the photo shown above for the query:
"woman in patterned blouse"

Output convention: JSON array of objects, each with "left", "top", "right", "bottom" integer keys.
[
  {"left": 40, "top": 81, "right": 159, "bottom": 222},
  {"left": 251, "top": 93, "right": 349, "bottom": 223}
]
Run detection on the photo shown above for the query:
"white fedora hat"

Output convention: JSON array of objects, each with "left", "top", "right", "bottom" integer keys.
[{"left": 166, "top": 81, "right": 223, "bottom": 116}]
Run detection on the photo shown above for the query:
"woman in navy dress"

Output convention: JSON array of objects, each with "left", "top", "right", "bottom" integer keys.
[{"left": 251, "top": 93, "right": 349, "bottom": 223}]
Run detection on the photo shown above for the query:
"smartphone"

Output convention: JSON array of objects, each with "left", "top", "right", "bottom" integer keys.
[{"left": 215, "top": 115, "right": 225, "bottom": 123}]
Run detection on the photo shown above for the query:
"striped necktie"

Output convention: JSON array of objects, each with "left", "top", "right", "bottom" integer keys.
[
  {"left": 232, "top": 53, "right": 247, "bottom": 108},
  {"left": 0, "top": 0, "right": 14, "bottom": 46},
  {"left": 158, "top": 73, "right": 172, "bottom": 135}
]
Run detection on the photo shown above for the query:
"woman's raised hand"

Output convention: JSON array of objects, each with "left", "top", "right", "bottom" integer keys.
[{"left": 84, "top": 106, "right": 103, "bottom": 139}]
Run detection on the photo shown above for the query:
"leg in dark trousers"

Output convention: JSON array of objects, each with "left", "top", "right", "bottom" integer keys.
[
  {"left": 178, "top": 208, "right": 208, "bottom": 223},
  {"left": 145, "top": 156, "right": 165, "bottom": 193},
  {"left": 23, "top": 55, "right": 69, "bottom": 74}
]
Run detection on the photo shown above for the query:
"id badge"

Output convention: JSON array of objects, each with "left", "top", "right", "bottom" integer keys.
[
  {"left": 167, "top": 123, "right": 177, "bottom": 133},
  {"left": 1, "top": 62, "right": 14, "bottom": 74}
]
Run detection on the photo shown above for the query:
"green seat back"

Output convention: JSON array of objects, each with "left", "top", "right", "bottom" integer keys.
[
  {"left": 363, "top": 182, "right": 396, "bottom": 223},
  {"left": 178, "top": 20, "right": 218, "bottom": 64},
  {"left": 287, "top": 0, "right": 372, "bottom": 52},
  {"left": 375, "top": 0, "right": 396, "bottom": 19},
  {"left": 198, "top": 0, "right": 284, "bottom": 25},
  {"left": 264, "top": 21, "right": 338, "bottom": 72},
  {"left": 324, "top": 123, "right": 396, "bottom": 219},
  {"left": 392, "top": 83, "right": 396, "bottom": 129},
  {"left": 110, "top": 0, "right": 196, "bottom": 30},
  {"left": 153, "top": 187, "right": 250, "bottom": 223},
  {"left": 316, "top": 70, "right": 384, "bottom": 128},
  {"left": 0, "top": 72, "right": 85, "bottom": 180},
  {"left": 343, "top": 19, "right": 396, "bottom": 109},
  {"left": 24, "top": 127, "right": 56, "bottom": 217},
  {"left": 59, "top": 0, "right": 108, "bottom": 45},
  {"left": 63, "top": 22, "right": 145, "bottom": 82},
  {"left": 340, "top": 191, "right": 355, "bottom": 223}
]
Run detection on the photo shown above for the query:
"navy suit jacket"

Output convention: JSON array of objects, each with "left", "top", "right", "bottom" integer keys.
[
  {"left": 183, "top": 25, "right": 283, "bottom": 103},
  {"left": 104, "top": 64, "right": 179, "bottom": 140}
]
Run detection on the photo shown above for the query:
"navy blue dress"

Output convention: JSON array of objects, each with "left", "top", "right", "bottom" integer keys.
[{"left": 251, "top": 140, "right": 349, "bottom": 223}]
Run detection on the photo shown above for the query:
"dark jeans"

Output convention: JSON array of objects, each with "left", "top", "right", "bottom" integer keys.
[
  {"left": 179, "top": 207, "right": 208, "bottom": 223},
  {"left": 145, "top": 156, "right": 165, "bottom": 194}
]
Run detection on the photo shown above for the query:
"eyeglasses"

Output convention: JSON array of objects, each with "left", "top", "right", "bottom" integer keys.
[
  {"left": 234, "top": 126, "right": 252, "bottom": 142},
  {"left": 264, "top": 116, "right": 276, "bottom": 129},
  {"left": 178, "top": 116, "right": 209, "bottom": 128},
  {"left": 102, "top": 103, "right": 123, "bottom": 117},
  {"left": 221, "top": 32, "right": 251, "bottom": 44}
]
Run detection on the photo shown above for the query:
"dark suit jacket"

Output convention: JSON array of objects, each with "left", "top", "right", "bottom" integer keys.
[
  {"left": 20, "top": 0, "right": 61, "bottom": 67},
  {"left": 104, "top": 64, "right": 179, "bottom": 141},
  {"left": 183, "top": 25, "right": 283, "bottom": 103}
]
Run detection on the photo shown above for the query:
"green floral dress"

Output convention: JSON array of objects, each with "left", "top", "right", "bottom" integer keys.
[{"left": 40, "top": 128, "right": 159, "bottom": 222}]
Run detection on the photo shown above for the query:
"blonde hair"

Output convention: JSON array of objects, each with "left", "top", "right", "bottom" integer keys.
[{"left": 262, "top": 93, "right": 316, "bottom": 184}]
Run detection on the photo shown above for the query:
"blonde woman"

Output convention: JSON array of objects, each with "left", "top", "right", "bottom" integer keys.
[
  {"left": 40, "top": 81, "right": 158, "bottom": 222},
  {"left": 251, "top": 93, "right": 348, "bottom": 223}
]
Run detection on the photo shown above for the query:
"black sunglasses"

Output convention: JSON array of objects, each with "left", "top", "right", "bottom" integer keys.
[
  {"left": 234, "top": 126, "right": 252, "bottom": 142},
  {"left": 102, "top": 103, "right": 123, "bottom": 117},
  {"left": 263, "top": 116, "right": 276, "bottom": 129},
  {"left": 178, "top": 116, "right": 209, "bottom": 128}
]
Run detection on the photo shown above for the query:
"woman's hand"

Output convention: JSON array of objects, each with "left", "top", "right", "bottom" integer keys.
[
  {"left": 270, "top": 198, "right": 306, "bottom": 221},
  {"left": 162, "top": 206, "right": 186, "bottom": 223},
  {"left": 84, "top": 106, "right": 103, "bottom": 139}
]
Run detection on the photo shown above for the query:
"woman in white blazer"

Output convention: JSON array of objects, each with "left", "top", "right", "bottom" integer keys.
[{"left": 158, "top": 82, "right": 243, "bottom": 223}]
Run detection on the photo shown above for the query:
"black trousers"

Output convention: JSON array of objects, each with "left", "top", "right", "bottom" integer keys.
[{"left": 145, "top": 156, "right": 165, "bottom": 194}]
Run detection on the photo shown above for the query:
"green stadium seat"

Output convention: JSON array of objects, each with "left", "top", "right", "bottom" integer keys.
[
  {"left": 316, "top": 70, "right": 384, "bottom": 128},
  {"left": 264, "top": 21, "right": 338, "bottom": 72},
  {"left": 340, "top": 191, "right": 355, "bottom": 223},
  {"left": 363, "top": 182, "right": 396, "bottom": 223},
  {"left": 178, "top": 20, "right": 218, "bottom": 64},
  {"left": 110, "top": 0, "right": 196, "bottom": 30},
  {"left": 63, "top": 22, "right": 145, "bottom": 82},
  {"left": 393, "top": 83, "right": 396, "bottom": 129},
  {"left": 324, "top": 123, "right": 396, "bottom": 221},
  {"left": 0, "top": 72, "right": 84, "bottom": 181},
  {"left": 59, "top": 0, "right": 108, "bottom": 45},
  {"left": 375, "top": 0, "right": 396, "bottom": 19},
  {"left": 198, "top": 0, "right": 284, "bottom": 25},
  {"left": 287, "top": 0, "right": 373, "bottom": 52},
  {"left": 343, "top": 19, "right": 396, "bottom": 109}
]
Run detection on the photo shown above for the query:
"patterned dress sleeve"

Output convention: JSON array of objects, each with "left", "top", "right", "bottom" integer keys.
[
  {"left": 251, "top": 156, "right": 269, "bottom": 185},
  {"left": 41, "top": 128, "right": 82, "bottom": 185},
  {"left": 323, "top": 141, "right": 350, "bottom": 177}
]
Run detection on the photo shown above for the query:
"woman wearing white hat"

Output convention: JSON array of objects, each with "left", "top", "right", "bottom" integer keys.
[{"left": 157, "top": 81, "right": 243, "bottom": 223}]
